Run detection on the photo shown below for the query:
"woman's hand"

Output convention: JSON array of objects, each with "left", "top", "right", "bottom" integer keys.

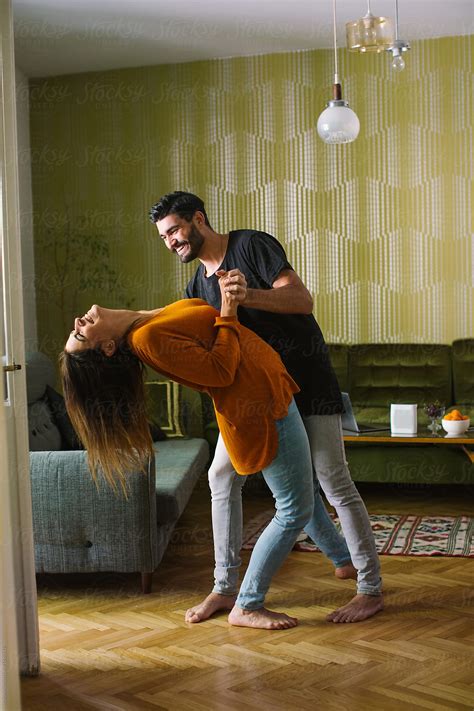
[{"left": 217, "top": 269, "right": 240, "bottom": 318}]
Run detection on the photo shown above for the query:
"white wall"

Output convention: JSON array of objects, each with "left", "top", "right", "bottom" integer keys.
[{"left": 15, "top": 66, "right": 37, "bottom": 353}]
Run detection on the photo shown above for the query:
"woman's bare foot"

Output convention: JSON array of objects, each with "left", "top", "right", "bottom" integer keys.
[
  {"left": 185, "top": 592, "right": 236, "bottom": 623},
  {"left": 326, "top": 593, "right": 384, "bottom": 623},
  {"left": 228, "top": 606, "right": 298, "bottom": 630},
  {"left": 334, "top": 562, "right": 358, "bottom": 580}
]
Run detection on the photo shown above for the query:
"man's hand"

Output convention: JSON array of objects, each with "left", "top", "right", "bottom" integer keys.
[
  {"left": 217, "top": 269, "right": 248, "bottom": 304},
  {"left": 216, "top": 270, "right": 240, "bottom": 318}
]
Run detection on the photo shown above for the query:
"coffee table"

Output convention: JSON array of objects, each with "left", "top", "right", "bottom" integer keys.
[{"left": 343, "top": 429, "right": 474, "bottom": 463}]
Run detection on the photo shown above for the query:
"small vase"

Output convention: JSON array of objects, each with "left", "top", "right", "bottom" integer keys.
[{"left": 427, "top": 417, "right": 442, "bottom": 435}]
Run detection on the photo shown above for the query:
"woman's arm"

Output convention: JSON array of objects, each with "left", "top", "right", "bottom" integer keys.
[
  {"left": 131, "top": 284, "right": 242, "bottom": 389},
  {"left": 217, "top": 269, "right": 239, "bottom": 318}
]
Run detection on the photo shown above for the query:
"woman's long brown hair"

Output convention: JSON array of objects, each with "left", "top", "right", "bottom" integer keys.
[{"left": 59, "top": 344, "right": 153, "bottom": 494}]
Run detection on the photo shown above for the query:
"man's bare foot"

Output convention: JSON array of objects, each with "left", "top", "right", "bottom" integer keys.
[
  {"left": 335, "top": 562, "right": 358, "bottom": 581},
  {"left": 228, "top": 606, "right": 298, "bottom": 630},
  {"left": 326, "top": 593, "right": 384, "bottom": 623},
  {"left": 185, "top": 592, "right": 236, "bottom": 623}
]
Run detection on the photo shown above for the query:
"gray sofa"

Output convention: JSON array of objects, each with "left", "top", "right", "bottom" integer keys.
[{"left": 27, "top": 352, "right": 209, "bottom": 593}]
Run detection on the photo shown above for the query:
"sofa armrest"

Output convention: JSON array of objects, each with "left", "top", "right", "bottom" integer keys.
[{"left": 30, "top": 450, "right": 159, "bottom": 574}]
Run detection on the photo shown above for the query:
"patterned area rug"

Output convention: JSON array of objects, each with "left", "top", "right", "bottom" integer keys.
[{"left": 242, "top": 512, "right": 474, "bottom": 557}]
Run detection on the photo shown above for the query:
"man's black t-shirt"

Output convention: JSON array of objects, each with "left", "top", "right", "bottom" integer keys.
[{"left": 185, "top": 229, "right": 343, "bottom": 416}]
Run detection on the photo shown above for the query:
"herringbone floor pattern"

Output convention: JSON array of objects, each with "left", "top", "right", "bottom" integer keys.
[{"left": 21, "top": 483, "right": 474, "bottom": 711}]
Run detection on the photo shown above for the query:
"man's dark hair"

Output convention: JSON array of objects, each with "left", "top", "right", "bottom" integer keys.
[{"left": 149, "top": 191, "right": 211, "bottom": 227}]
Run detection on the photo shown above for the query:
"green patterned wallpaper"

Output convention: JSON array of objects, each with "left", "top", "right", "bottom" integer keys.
[{"left": 29, "top": 36, "right": 473, "bottom": 357}]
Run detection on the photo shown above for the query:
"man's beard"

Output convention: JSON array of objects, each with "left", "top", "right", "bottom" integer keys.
[{"left": 176, "top": 223, "right": 204, "bottom": 263}]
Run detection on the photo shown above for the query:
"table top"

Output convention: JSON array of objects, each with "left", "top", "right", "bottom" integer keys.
[{"left": 343, "top": 429, "right": 474, "bottom": 445}]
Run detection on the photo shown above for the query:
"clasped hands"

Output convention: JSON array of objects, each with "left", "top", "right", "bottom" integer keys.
[{"left": 217, "top": 269, "right": 247, "bottom": 317}]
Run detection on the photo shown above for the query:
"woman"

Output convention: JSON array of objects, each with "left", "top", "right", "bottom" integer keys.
[{"left": 61, "top": 273, "right": 333, "bottom": 630}]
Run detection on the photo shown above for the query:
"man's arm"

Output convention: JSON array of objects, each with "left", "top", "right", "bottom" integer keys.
[{"left": 221, "top": 268, "right": 313, "bottom": 315}]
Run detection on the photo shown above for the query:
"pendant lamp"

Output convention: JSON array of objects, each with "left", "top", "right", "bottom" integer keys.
[
  {"left": 317, "top": 0, "right": 360, "bottom": 144},
  {"left": 346, "top": 0, "right": 395, "bottom": 53},
  {"left": 387, "top": 0, "right": 410, "bottom": 71}
]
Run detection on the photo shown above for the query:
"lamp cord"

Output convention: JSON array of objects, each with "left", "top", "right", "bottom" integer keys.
[
  {"left": 395, "top": 0, "right": 400, "bottom": 39},
  {"left": 333, "top": 0, "right": 339, "bottom": 83}
]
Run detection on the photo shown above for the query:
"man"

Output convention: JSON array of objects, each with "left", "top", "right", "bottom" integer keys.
[{"left": 149, "top": 191, "right": 383, "bottom": 625}]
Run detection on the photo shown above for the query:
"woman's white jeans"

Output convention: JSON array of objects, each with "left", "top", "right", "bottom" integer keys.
[{"left": 209, "top": 413, "right": 382, "bottom": 599}]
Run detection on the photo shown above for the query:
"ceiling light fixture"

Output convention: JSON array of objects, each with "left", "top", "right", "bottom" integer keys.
[
  {"left": 387, "top": 0, "right": 410, "bottom": 71},
  {"left": 317, "top": 0, "right": 360, "bottom": 144},
  {"left": 346, "top": 1, "right": 395, "bottom": 53}
]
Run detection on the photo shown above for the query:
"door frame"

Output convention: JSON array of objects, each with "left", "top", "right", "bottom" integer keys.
[{"left": 1, "top": 0, "right": 40, "bottom": 678}]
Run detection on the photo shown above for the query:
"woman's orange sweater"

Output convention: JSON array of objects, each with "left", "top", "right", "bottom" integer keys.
[{"left": 129, "top": 299, "right": 299, "bottom": 475}]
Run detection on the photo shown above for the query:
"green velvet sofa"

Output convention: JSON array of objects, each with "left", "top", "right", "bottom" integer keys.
[
  {"left": 328, "top": 339, "right": 473, "bottom": 484},
  {"left": 27, "top": 353, "right": 210, "bottom": 594},
  {"left": 202, "top": 339, "right": 473, "bottom": 485}
]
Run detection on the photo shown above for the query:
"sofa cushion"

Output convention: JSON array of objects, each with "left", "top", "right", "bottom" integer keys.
[
  {"left": 347, "top": 444, "right": 472, "bottom": 484},
  {"left": 348, "top": 345, "right": 453, "bottom": 423},
  {"left": 452, "top": 339, "right": 474, "bottom": 411},
  {"left": 45, "top": 385, "right": 83, "bottom": 450},
  {"left": 26, "top": 351, "right": 56, "bottom": 404},
  {"left": 28, "top": 398, "right": 62, "bottom": 451},
  {"left": 351, "top": 406, "right": 391, "bottom": 426},
  {"left": 153, "top": 439, "right": 209, "bottom": 524},
  {"left": 327, "top": 345, "right": 349, "bottom": 392},
  {"left": 149, "top": 422, "right": 168, "bottom": 442}
]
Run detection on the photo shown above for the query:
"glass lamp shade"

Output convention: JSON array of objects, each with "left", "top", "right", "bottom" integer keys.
[
  {"left": 346, "top": 13, "right": 395, "bottom": 53},
  {"left": 317, "top": 101, "right": 360, "bottom": 144}
]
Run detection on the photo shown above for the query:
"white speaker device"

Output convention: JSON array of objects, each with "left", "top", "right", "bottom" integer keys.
[{"left": 390, "top": 404, "right": 417, "bottom": 436}]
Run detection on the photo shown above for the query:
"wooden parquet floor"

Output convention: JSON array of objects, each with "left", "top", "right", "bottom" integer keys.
[{"left": 21, "top": 482, "right": 474, "bottom": 711}]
